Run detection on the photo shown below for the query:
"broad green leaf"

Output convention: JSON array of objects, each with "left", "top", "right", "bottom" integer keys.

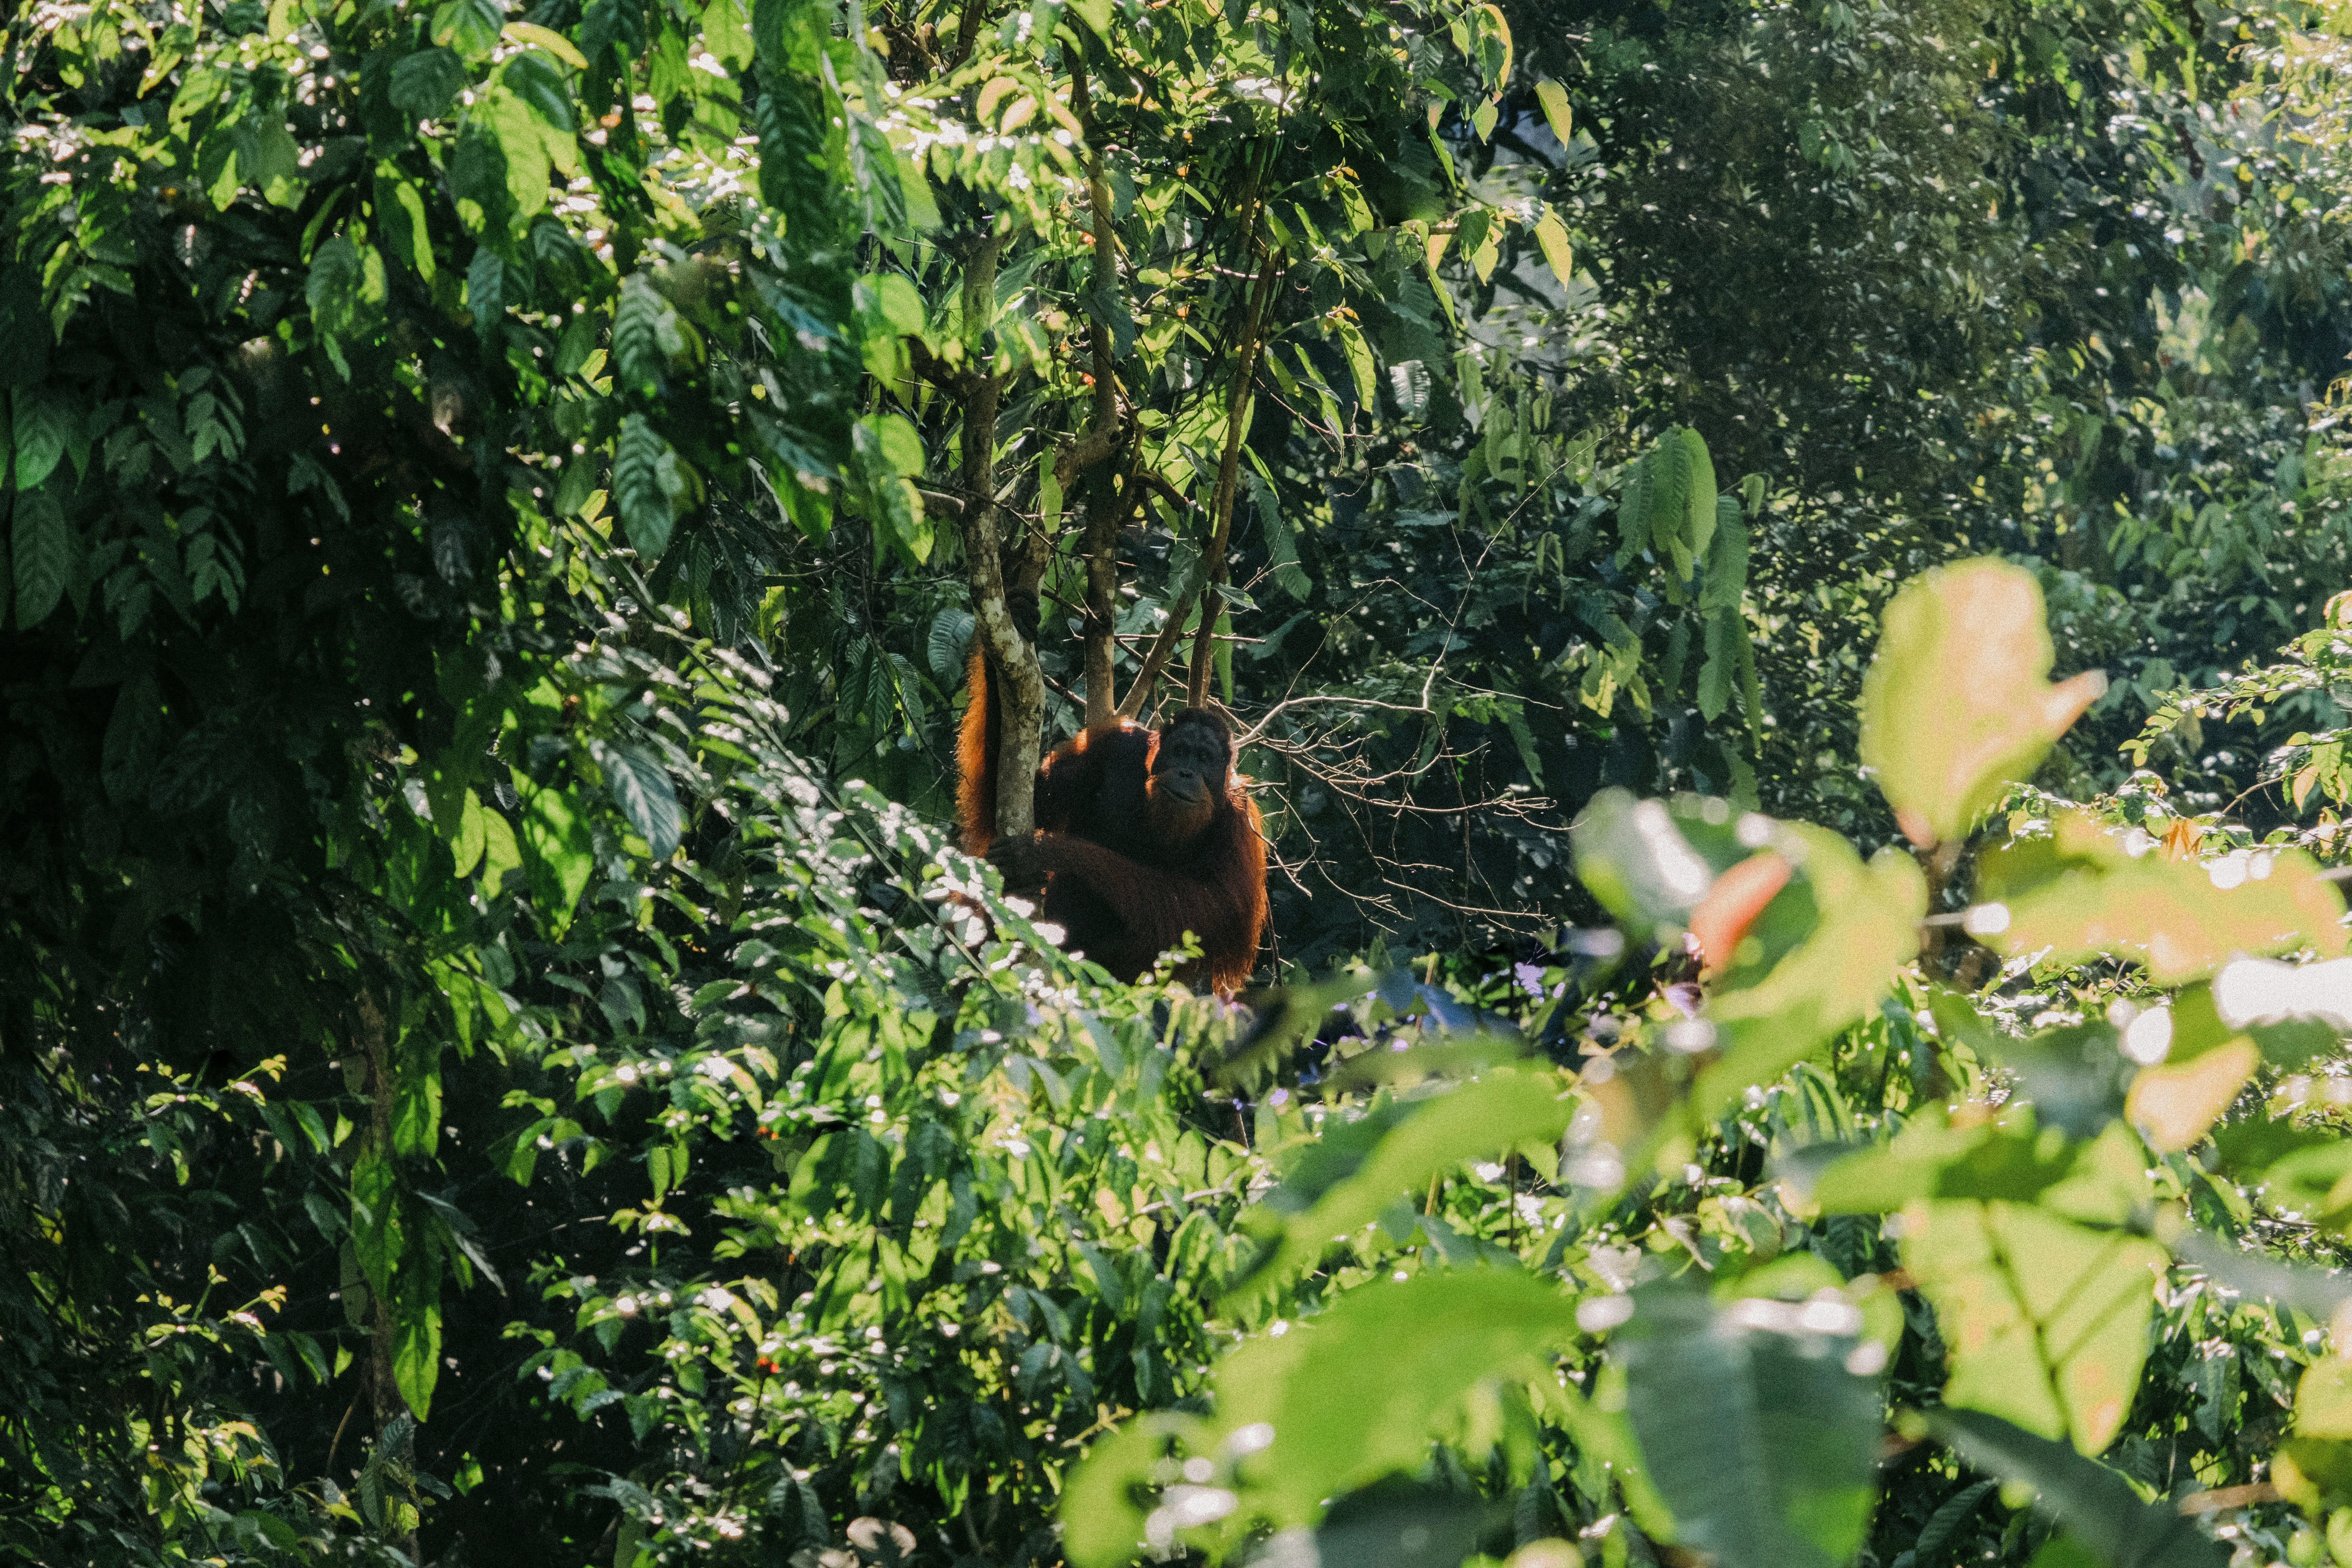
[
  {"left": 1062, "top": 1415, "right": 1209, "bottom": 1568},
  {"left": 14, "top": 389, "right": 73, "bottom": 492},
  {"left": 1335, "top": 318, "right": 1378, "bottom": 409},
  {"left": 1533, "top": 78, "right": 1573, "bottom": 144},
  {"left": 1812, "top": 1118, "right": 2087, "bottom": 1213},
  {"left": 1227, "top": 1067, "right": 1572, "bottom": 1301},
  {"left": 12, "top": 487, "right": 73, "bottom": 626},
  {"left": 1532, "top": 204, "right": 1576, "bottom": 293},
  {"left": 1904, "top": 1197, "right": 2166, "bottom": 1455},
  {"left": 374, "top": 169, "right": 436, "bottom": 282},
  {"left": 392, "top": 1304, "right": 444, "bottom": 1419},
  {"left": 389, "top": 48, "right": 467, "bottom": 123},
  {"left": 391, "top": 1057, "right": 442, "bottom": 1157},
  {"left": 451, "top": 789, "right": 489, "bottom": 877},
  {"left": 603, "top": 743, "right": 683, "bottom": 859},
  {"left": 1200, "top": 1272, "right": 1582, "bottom": 1537},
  {"left": 477, "top": 806, "right": 522, "bottom": 893},
  {"left": 1924, "top": 1408, "right": 2226, "bottom": 1568},
  {"left": 1859, "top": 559, "right": 2105, "bottom": 847},
  {"left": 432, "top": 0, "right": 506, "bottom": 60},
  {"left": 1569, "top": 786, "right": 1756, "bottom": 942},
  {"left": 2280, "top": 1358, "right": 2352, "bottom": 1511},
  {"left": 1068, "top": 0, "right": 1113, "bottom": 37},
  {"left": 516, "top": 778, "right": 594, "bottom": 931},
  {"left": 1613, "top": 1282, "right": 1881, "bottom": 1568},
  {"left": 614, "top": 415, "right": 686, "bottom": 556},
  {"left": 1978, "top": 813, "right": 2343, "bottom": 983},
  {"left": 857, "top": 272, "right": 926, "bottom": 337}
]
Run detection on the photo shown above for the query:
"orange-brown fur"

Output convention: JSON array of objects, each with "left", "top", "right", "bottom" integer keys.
[{"left": 956, "top": 650, "right": 1268, "bottom": 993}]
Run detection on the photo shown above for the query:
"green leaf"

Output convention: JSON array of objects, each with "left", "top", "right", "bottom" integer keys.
[
  {"left": 390, "top": 1057, "right": 442, "bottom": 1158},
  {"left": 614, "top": 415, "right": 685, "bottom": 557},
  {"left": 1614, "top": 1282, "right": 1881, "bottom": 1568},
  {"left": 1068, "top": 0, "right": 1112, "bottom": 36},
  {"left": 1812, "top": 1119, "right": 2087, "bottom": 1213},
  {"left": 504, "top": 20, "right": 590, "bottom": 68},
  {"left": 392, "top": 1304, "right": 444, "bottom": 1419},
  {"left": 1227, "top": 1067, "right": 1571, "bottom": 1301},
  {"left": 12, "top": 488, "right": 74, "bottom": 627},
  {"left": 1905, "top": 1196, "right": 2167, "bottom": 1455},
  {"left": 1913, "top": 1479, "right": 2000, "bottom": 1568},
  {"left": 1978, "top": 813, "right": 2344, "bottom": 984},
  {"left": 614, "top": 274, "right": 686, "bottom": 394},
  {"left": 1859, "top": 559, "right": 2105, "bottom": 848},
  {"left": 1696, "top": 824, "right": 1924, "bottom": 1123},
  {"left": 432, "top": 0, "right": 506, "bottom": 60},
  {"left": 516, "top": 778, "right": 594, "bottom": 931},
  {"left": 1335, "top": 318, "right": 1378, "bottom": 410},
  {"left": 1185, "top": 1271, "right": 1582, "bottom": 1537},
  {"left": 14, "top": 389, "right": 73, "bottom": 492},
  {"left": 476, "top": 86, "right": 554, "bottom": 218},
  {"left": 927, "top": 607, "right": 974, "bottom": 686},
  {"left": 1924, "top": 1407, "right": 2226, "bottom": 1568},
  {"left": 603, "top": 743, "right": 682, "bottom": 859},
  {"left": 451, "top": 789, "right": 489, "bottom": 877},
  {"left": 1532, "top": 203, "right": 1576, "bottom": 293},
  {"left": 1698, "top": 611, "right": 1738, "bottom": 721},
  {"left": 1533, "top": 78, "right": 1573, "bottom": 144},
  {"left": 1569, "top": 786, "right": 1756, "bottom": 942},
  {"left": 389, "top": 48, "right": 467, "bottom": 122},
  {"left": 478, "top": 805, "right": 522, "bottom": 893},
  {"left": 374, "top": 169, "right": 436, "bottom": 282}
]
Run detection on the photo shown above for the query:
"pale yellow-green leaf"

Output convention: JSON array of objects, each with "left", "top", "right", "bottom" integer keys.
[
  {"left": 2125, "top": 1037, "right": 2258, "bottom": 1152},
  {"left": 502, "top": 21, "right": 588, "bottom": 67},
  {"left": 1533, "top": 204, "right": 1575, "bottom": 292},
  {"left": 1903, "top": 1198, "right": 2165, "bottom": 1456},
  {"left": 1534, "top": 78, "right": 1573, "bottom": 145},
  {"left": 1979, "top": 812, "right": 2345, "bottom": 983},
  {"left": 1335, "top": 318, "right": 1378, "bottom": 409},
  {"left": 1858, "top": 559, "right": 2104, "bottom": 847}
]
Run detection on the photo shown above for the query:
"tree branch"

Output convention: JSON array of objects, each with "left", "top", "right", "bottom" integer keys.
[{"left": 1187, "top": 248, "right": 1283, "bottom": 708}]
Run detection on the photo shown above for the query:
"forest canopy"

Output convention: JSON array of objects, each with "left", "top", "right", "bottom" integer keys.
[{"left": 15, "top": 0, "right": 2352, "bottom": 1566}]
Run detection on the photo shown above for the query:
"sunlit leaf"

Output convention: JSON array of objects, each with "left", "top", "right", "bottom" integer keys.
[
  {"left": 1979, "top": 814, "right": 2343, "bottom": 983},
  {"left": 1859, "top": 559, "right": 2105, "bottom": 848},
  {"left": 1905, "top": 1193, "right": 2166, "bottom": 1455}
]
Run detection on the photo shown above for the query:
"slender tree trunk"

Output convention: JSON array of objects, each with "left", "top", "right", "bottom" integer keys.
[
  {"left": 1187, "top": 253, "right": 1282, "bottom": 708},
  {"left": 355, "top": 992, "right": 422, "bottom": 1563},
  {"left": 956, "top": 230, "right": 1047, "bottom": 839},
  {"left": 1068, "top": 63, "right": 1129, "bottom": 731}
]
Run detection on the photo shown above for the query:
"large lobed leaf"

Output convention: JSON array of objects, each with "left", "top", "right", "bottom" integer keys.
[{"left": 1859, "top": 559, "right": 2105, "bottom": 848}]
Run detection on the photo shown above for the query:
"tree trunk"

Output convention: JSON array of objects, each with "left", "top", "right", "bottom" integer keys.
[
  {"left": 1187, "top": 253, "right": 1282, "bottom": 708},
  {"left": 956, "top": 230, "right": 1047, "bottom": 839},
  {"left": 355, "top": 992, "right": 423, "bottom": 1563}
]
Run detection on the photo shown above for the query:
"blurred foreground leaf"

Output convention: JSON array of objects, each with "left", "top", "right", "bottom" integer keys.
[
  {"left": 1978, "top": 815, "right": 2342, "bottom": 984},
  {"left": 1611, "top": 1281, "right": 1882, "bottom": 1568}
]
